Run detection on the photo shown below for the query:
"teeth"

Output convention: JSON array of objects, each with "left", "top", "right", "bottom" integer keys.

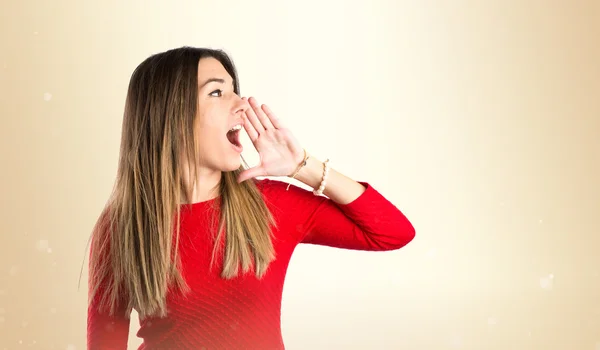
[{"left": 229, "top": 124, "right": 242, "bottom": 132}]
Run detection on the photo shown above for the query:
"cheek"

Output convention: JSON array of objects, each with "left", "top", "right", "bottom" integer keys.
[
  {"left": 196, "top": 107, "right": 224, "bottom": 129},
  {"left": 195, "top": 121, "right": 224, "bottom": 149}
]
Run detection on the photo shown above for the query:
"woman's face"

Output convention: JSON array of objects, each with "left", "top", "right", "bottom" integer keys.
[{"left": 194, "top": 57, "right": 249, "bottom": 173}]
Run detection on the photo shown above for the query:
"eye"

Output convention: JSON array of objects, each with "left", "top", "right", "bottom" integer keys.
[{"left": 209, "top": 89, "right": 223, "bottom": 97}]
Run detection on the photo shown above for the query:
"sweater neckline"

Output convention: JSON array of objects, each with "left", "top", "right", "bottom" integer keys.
[{"left": 179, "top": 196, "right": 220, "bottom": 211}]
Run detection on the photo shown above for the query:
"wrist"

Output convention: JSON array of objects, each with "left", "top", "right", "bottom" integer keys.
[{"left": 294, "top": 153, "right": 326, "bottom": 190}]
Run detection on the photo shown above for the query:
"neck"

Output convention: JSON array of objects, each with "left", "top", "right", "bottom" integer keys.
[{"left": 180, "top": 166, "right": 222, "bottom": 204}]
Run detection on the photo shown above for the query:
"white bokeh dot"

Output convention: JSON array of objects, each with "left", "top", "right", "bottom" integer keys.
[
  {"left": 487, "top": 317, "right": 497, "bottom": 326},
  {"left": 43, "top": 93, "right": 53, "bottom": 101},
  {"left": 540, "top": 274, "right": 554, "bottom": 290},
  {"left": 449, "top": 334, "right": 463, "bottom": 349},
  {"left": 66, "top": 345, "right": 76, "bottom": 350},
  {"left": 47, "top": 247, "right": 53, "bottom": 253},
  {"left": 37, "top": 240, "right": 50, "bottom": 252}
]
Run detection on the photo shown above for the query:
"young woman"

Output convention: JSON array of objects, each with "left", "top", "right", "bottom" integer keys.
[{"left": 87, "top": 46, "right": 415, "bottom": 349}]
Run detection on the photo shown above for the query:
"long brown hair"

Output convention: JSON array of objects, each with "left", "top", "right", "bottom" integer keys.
[{"left": 86, "top": 47, "right": 277, "bottom": 320}]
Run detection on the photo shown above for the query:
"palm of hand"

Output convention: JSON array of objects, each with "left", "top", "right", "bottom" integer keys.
[{"left": 237, "top": 97, "right": 305, "bottom": 183}]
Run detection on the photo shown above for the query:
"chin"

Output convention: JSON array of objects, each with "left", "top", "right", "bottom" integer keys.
[{"left": 223, "top": 157, "right": 242, "bottom": 172}]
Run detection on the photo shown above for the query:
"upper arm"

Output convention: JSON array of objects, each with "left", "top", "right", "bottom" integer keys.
[{"left": 87, "top": 225, "right": 131, "bottom": 350}]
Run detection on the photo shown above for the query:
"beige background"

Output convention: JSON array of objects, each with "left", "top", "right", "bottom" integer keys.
[{"left": 1, "top": 0, "right": 599, "bottom": 349}]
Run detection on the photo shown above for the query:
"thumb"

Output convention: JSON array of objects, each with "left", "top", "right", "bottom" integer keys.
[{"left": 237, "top": 166, "right": 267, "bottom": 183}]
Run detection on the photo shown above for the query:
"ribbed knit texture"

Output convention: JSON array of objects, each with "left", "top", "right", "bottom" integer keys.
[{"left": 87, "top": 178, "right": 415, "bottom": 349}]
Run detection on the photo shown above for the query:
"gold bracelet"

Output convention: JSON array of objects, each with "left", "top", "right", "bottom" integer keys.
[{"left": 286, "top": 149, "right": 309, "bottom": 191}]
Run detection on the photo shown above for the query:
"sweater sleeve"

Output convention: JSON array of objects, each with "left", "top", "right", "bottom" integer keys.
[
  {"left": 87, "top": 242, "right": 131, "bottom": 349},
  {"left": 263, "top": 179, "right": 415, "bottom": 250},
  {"left": 87, "top": 284, "right": 131, "bottom": 349}
]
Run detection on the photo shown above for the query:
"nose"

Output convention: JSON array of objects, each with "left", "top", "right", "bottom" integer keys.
[{"left": 233, "top": 96, "right": 250, "bottom": 115}]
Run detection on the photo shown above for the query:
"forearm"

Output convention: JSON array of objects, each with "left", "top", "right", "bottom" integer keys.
[{"left": 293, "top": 152, "right": 366, "bottom": 205}]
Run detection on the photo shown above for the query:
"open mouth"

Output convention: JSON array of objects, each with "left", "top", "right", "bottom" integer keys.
[{"left": 226, "top": 124, "right": 243, "bottom": 148}]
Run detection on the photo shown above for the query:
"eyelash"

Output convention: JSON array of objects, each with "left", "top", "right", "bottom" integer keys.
[{"left": 209, "top": 89, "right": 223, "bottom": 97}]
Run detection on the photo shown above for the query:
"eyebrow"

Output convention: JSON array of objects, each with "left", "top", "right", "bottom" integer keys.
[{"left": 198, "top": 78, "right": 229, "bottom": 89}]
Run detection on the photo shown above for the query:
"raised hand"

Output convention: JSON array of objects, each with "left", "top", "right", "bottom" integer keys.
[{"left": 237, "top": 97, "right": 305, "bottom": 183}]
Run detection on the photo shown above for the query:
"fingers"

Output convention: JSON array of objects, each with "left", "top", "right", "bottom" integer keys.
[
  {"left": 241, "top": 97, "right": 260, "bottom": 141},
  {"left": 246, "top": 97, "right": 276, "bottom": 130},
  {"left": 243, "top": 97, "right": 265, "bottom": 133},
  {"left": 260, "top": 103, "right": 284, "bottom": 129},
  {"left": 237, "top": 165, "right": 266, "bottom": 183}
]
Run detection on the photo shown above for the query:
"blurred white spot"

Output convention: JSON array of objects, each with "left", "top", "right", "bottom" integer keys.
[
  {"left": 22, "top": 321, "right": 28, "bottom": 327},
  {"left": 540, "top": 274, "right": 554, "bottom": 290},
  {"left": 66, "top": 345, "right": 76, "bottom": 350},
  {"left": 33, "top": 31, "right": 39, "bottom": 35},
  {"left": 528, "top": 330, "right": 532, "bottom": 337},
  {"left": 487, "top": 317, "right": 497, "bottom": 326},
  {"left": 50, "top": 307, "right": 57, "bottom": 314},
  {"left": 499, "top": 201, "right": 504, "bottom": 206},
  {"left": 426, "top": 248, "right": 437, "bottom": 259},
  {"left": 43, "top": 93, "right": 52, "bottom": 101},
  {"left": 36, "top": 240, "right": 50, "bottom": 252},
  {"left": 52, "top": 262, "right": 57, "bottom": 267},
  {"left": 538, "top": 219, "right": 543, "bottom": 224},
  {"left": 8, "top": 266, "right": 18, "bottom": 276},
  {"left": 19, "top": 340, "right": 22, "bottom": 344},
  {"left": 449, "top": 334, "right": 462, "bottom": 349},
  {"left": 47, "top": 248, "right": 53, "bottom": 253},
  {"left": 105, "top": 323, "right": 115, "bottom": 332}
]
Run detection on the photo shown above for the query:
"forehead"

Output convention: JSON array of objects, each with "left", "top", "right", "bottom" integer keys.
[{"left": 197, "top": 57, "right": 232, "bottom": 83}]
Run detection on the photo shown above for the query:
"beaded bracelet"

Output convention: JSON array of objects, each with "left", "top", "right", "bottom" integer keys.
[{"left": 313, "top": 158, "right": 330, "bottom": 196}]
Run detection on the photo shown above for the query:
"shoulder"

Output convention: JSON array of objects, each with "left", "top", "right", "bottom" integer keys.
[
  {"left": 254, "top": 177, "right": 322, "bottom": 209},
  {"left": 255, "top": 177, "right": 312, "bottom": 198},
  {"left": 254, "top": 177, "right": 289, "bottom": 203}
]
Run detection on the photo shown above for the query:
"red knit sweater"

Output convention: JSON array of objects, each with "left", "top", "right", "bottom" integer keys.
[{"left": 87, "top": 178, "right": 415, "bottom": 349}]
